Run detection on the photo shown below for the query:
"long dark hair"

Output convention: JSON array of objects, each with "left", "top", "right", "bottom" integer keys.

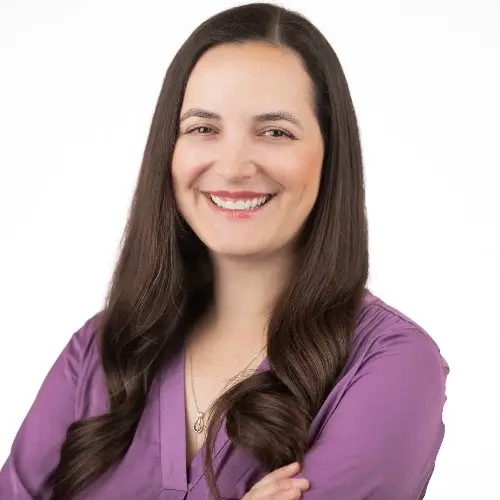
[{"left": 48, "top": 3, "right": 369, "bottom": 499}]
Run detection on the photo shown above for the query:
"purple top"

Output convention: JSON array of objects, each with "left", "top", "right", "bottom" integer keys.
[{"left": 0, "top": 292, "right": 449, "bottom": 499}]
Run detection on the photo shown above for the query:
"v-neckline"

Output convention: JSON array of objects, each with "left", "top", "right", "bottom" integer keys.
[{"left": 159, "top": 338, "right": 269, "bottom": 492}]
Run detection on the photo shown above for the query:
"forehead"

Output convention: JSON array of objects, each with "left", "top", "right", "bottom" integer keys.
[{"left": 181, "top": 42, "right": 315, "bottom": 113}]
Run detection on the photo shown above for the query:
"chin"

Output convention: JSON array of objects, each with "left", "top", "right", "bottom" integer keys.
[
  {"left": 197, "top": 232, "right": 278, "bottom": 257},
  {"left": 207, "top": 242, "right": 270, "bottom": 259}
]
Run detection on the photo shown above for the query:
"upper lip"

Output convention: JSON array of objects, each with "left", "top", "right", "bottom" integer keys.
[{"left": 205, "top": 190, "right": 273, "bottom": 199}]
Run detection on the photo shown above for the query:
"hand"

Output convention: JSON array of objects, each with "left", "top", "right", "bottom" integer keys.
[{"left": 241, "top": 462, "right": 310, "bottom": 500}]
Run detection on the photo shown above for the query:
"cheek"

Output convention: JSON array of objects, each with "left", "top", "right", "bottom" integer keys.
[
  {"left": 171, "top": 144, "right": 184, "bottom": 191},
  {"left": 171, "top": 142, "right": 206, "bottom": 193},
  {"left": 277, "top": 148, "right": 323, "bottom": 198}
]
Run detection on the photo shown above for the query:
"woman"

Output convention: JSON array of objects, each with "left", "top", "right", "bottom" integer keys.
[{"left": 0, "top": 3, "right": 449, "bottom": 500}]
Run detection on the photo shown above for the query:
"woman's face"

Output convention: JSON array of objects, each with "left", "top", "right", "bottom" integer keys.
[{"left": 172, "top": 42, "right": 324, "bottom": 258}]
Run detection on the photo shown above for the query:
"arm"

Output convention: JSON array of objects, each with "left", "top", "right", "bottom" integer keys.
[
  {"left": 0, "top": 316, "right": 98, "bottom": 499},
  {"left": 299, "top": 328, "right": 449, "bottom": 500}
]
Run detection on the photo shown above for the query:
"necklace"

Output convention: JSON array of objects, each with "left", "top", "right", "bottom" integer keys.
[{"left": 189, "top": 343, "right": 266, "bottom": 434}]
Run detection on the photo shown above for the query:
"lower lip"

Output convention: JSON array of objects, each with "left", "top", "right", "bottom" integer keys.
[{"left": 204, "top": 195, "right": 271, "bottom": 219}]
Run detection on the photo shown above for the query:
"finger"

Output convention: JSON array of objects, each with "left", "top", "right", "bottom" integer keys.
[
  {"left": 251, "top": 462, "right": 301, "bottom": 489},
  {"left": 273, "top": 488, "right": 303, "bottom": 500},
  {"left": 249, "top": 478, "right": 310, "bottom": 498}
]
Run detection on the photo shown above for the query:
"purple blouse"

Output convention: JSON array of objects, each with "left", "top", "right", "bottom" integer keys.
[{"left": 0, "top": 292, "right": 449, "bottom": 499}]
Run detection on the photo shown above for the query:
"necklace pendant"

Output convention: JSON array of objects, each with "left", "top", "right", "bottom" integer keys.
[{"left": 194, "top": 412, "right": 205, "bottom": 433}]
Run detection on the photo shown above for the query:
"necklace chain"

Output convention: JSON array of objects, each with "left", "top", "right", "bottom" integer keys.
[{"left": 189, "top": 341, "right": 266, "bottom": 434}]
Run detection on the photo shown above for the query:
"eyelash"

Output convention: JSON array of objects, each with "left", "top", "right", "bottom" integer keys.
[{"left": 184, "top": 126, "right": 295, "bottom": 140}]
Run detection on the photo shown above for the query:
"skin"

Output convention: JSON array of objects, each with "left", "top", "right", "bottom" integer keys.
[
  {"left": 242, "top": 462, "right": 310, "bottom": 499},
  {"left": 171, "top": 42, "right": 324, "bottom": 496},
  {"left": 172, "top": 41, "right": 324, "bottom": 259}
]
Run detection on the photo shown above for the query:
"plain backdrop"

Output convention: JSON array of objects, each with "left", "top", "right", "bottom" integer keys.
[{"left": 0, "top": 0, "right": 499, "bottom": 498}]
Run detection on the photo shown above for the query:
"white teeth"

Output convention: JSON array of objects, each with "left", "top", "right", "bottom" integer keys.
[{"left": 209, "top": 195, "right": 271, "bottom": 210}]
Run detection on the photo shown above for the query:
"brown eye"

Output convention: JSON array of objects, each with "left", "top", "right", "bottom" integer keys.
[
  {"left": 186, "top": 126, "right": 214, "bottom": 135},
  {"left": 262, "top": 128, "right": 295, "bottom": 139}
]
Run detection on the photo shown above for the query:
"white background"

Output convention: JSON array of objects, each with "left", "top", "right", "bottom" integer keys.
[{"left": 0, "top": 0, "right": 499, "bottom": 498}]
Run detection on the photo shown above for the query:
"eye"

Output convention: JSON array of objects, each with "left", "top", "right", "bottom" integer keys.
[
  {"left": 261, "top": 128, "right": 295, "bottom": 139},
  {"left": 185, "top": 125, "right": 215, "bottom": 135}
]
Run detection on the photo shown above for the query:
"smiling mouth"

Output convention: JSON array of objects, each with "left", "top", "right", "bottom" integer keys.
[{"left": 207, "top": 194, "right": 274, "bottom": 211}]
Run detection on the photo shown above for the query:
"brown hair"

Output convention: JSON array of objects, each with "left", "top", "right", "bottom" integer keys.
[{"left": 48, "top": 3, "right": 369, "bottom": 499}]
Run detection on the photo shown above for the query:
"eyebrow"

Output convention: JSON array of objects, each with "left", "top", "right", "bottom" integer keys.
[{"left": 179, "top": 108, "right": 303, "bottom": 129}]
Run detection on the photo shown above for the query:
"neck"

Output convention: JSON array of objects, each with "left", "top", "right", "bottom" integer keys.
[{"left": 206, "top": 251, "right": 294, "bottom": 340}]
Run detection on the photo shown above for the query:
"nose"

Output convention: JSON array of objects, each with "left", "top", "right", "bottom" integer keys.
[{"left": 213, "top": 137, "right": 257, "bottom": 181}]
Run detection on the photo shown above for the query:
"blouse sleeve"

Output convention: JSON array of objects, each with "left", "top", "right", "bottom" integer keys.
[
  {"left": 0, "top": 315, "right": 99, "bottom": 500},
  {"left": 299, "top": 327, "right": 449, "bottom": 500}
]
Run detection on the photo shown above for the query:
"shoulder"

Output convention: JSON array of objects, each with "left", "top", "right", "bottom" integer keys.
[
  {"left": 65, "top": 312, "right": 101, "bottom": 366},
  {"left": 351, "top": 289, "right": 449, "bottom": 373},
  {"left": 35, "top": 312, "right": 101, "bottom": 390},
  {"left": 61, "top": 312, "right": 108, "bottom": 418},
  {"left": 299, "top": 293, "right": 449, "bottom": 498},
  {"left": 0, "top": 314, "right": 104, "bottom": 495},
  {"left": 348, "top": 290, "right": 450, "bottom": 401},
  {"left": 309, "top": 290, "right": 449, "bottom": 435}
]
